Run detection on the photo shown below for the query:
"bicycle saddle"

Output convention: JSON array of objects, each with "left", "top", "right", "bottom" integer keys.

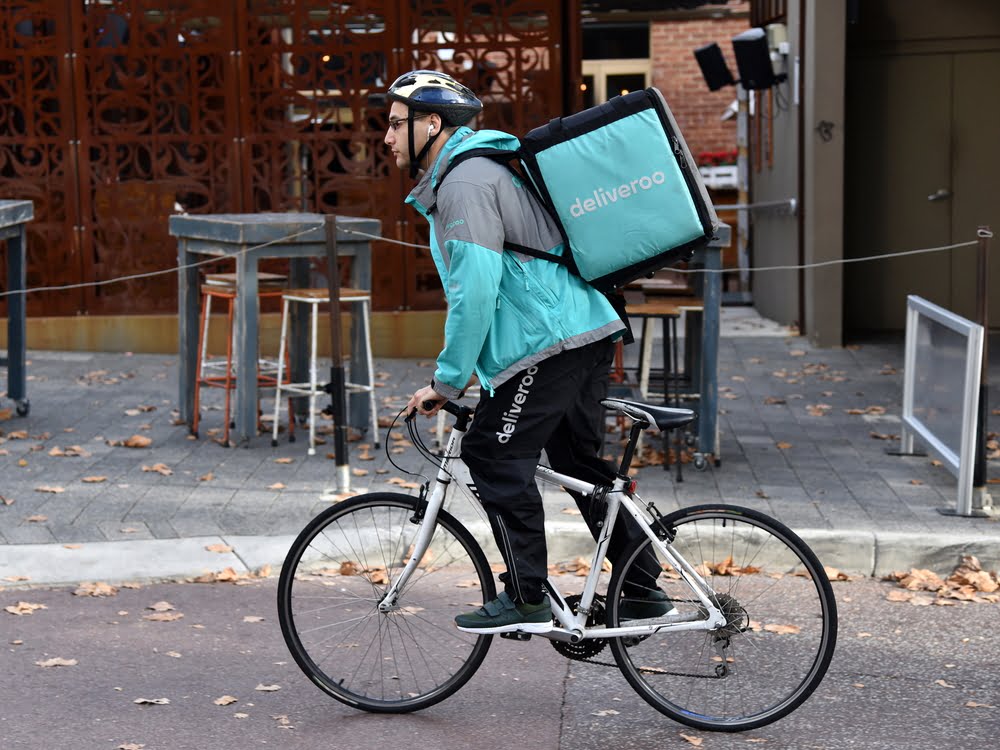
[{"left": 600, "top": 398, "right": 695, "bottom": 432}]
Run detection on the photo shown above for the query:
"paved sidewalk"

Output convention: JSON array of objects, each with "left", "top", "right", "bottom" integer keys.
[{"left": 2, "top": 307, "right": 999, "bottom": 586}]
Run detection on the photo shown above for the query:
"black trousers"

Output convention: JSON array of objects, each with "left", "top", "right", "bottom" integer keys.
[{"left": 462, "top": 338, "right": 659, "bottom": 605}]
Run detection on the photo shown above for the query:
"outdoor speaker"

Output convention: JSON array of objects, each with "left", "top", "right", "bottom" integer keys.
[
  {"left": 694, "top": 43, "right": 735, "bottom": 91},
  {"left": 731, "top": 27, "right": 776, "bottom": 90}
]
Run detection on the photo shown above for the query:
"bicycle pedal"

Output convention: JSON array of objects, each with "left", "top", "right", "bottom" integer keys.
[{"left": 500, "top": 631, "right": 533, "bottom": 642}]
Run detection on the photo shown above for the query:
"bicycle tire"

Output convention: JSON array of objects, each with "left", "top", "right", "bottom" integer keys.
[
  {"left": 607, "top": 504, "right": 838, "bottom": 732},
  {"left": 277, "top": 492, "right": 496, "bottom": 713}
]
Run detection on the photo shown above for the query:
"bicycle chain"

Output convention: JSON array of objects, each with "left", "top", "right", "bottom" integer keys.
[{"left": 558, "top": 597, "right": 738, "bottom": 679}]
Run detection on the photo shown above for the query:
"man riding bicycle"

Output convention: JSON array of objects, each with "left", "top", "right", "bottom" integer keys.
[{"left": 384, "top": 70, "right": 670, "bottom": 633}]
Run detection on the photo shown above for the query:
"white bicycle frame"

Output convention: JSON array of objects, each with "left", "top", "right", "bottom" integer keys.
[{"left": 378, "top": 418, "right": 728, "bottom": 642}]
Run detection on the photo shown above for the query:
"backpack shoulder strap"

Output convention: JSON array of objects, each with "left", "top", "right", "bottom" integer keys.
[{"left": 434, "top": 148, "right": 572, "bottom": 269}]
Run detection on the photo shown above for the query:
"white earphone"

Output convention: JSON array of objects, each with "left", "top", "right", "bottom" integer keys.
[{"left": 427, "top": 124, "right": 434, "bottom": 136}]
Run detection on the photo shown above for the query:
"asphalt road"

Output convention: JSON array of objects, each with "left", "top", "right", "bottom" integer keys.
[{"left": 3, "top": 575, "right": 998, "bottom": 750}]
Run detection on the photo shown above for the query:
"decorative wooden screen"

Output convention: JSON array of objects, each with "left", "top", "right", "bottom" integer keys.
[{"left": 0, "top": 0, "right": 574, "bottom": 317}]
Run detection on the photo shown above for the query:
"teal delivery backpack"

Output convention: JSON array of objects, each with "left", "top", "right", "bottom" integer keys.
[{"left": 440, "top": 87, "right": 719, "bottom": 292}]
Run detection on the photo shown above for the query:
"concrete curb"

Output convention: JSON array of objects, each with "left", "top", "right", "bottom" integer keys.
[{"left": 3, "top": 526, "right": 999, "bottom": 588}]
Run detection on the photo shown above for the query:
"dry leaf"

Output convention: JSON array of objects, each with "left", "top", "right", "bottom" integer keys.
[
  {"left": 82, "top": 476, "right": 108, "bottom": 483},
  {"left": 775, "top": 441, "right": 792, "bottom": 450},
  {"left": 560, "top": 507, "right": 582, "bottom": 515},
  {"left": 351, "top": 468, "right": 369, "bottom": 477},
  {"left": 680, "top": 734, "right": 704, "bottom": 747},
  {"left": 36, "top": 657, "right": 78, "bottom": 668},
  {"left": 268, "top": 482, "right": 286, "bottom": 490},
  {"left": 934, "top": 679, "right": 956, "bottom": 689},
  {"left": 966, "top": 701, "right": 995, "bottom": 708},
  {"left": 34, "top": 486, "right": 65, "bottom": 494},
  {"left": 147, "top": 601, "right": 175, "bottom": 612},
  {"left": 123, "top": 435, "right": 152, "bottom": 448},
  {"left": 118, "top": 744, "right": 145, "bottom": 750},
  {"left": 74, "top": 581, "right": 118, "bottom": 597},
  {"left": 142, "top": 463, "right": 173, "bottom": 476},
  {"left": 387, "top": 477, "right": 421, "bottom": 489},
  {"left": 274, "top": 457, "right": 294, "bottom": 464},
  {"left": 205, "top": 543, "right": 233, "bottom": 554},
  {"left": 763, "top": 623, "right": 801, "bottom": 635},
  {"left": 255, "top": 684, "right": 281, "bottom": 692},
  {"left": 199, "top": 472, "right": 214, "bottom": 482},
  {"left": 243, "top": 615, "right": 265, "bottom": 623},
  {"left": 25, "top": 514, "right": 48, "bottom": 522},
  {"left": 5, "top": 602, "right": 47, "bottom": 616},
  {"left": 143, "top": 612, "right": 184, "bottom": 622},
  {"left": 214, "top": 696, "right": 239, "bottom": 706},
  {"left": 133, "top": 698, "right": 170, "bottom": 705}
]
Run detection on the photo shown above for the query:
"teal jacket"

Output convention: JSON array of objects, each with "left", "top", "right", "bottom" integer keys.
[{"left": 405, "top": 127, "right": 624, "bottom": 398}]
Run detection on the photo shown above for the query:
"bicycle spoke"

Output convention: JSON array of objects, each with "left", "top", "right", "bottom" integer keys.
[
  {"left": 278, "top": 494, "right": 494, "bottom": 713},
  {"left": 609, "top": 504, "right": 837, "bottom": 732}
]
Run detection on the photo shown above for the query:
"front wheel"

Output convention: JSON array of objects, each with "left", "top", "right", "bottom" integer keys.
[
  {"left": 608, "top": 504, "right": 838, "bottom": 732},
  {"left": 277, "top": 492, "right": 496, "bottom": 713}
]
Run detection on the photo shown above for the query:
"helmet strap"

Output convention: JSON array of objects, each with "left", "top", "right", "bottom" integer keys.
[{"left": 407, "top": 113, "right": 442, "bottom": 180}]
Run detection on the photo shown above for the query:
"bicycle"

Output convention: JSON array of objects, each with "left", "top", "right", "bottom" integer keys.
[{"left": 277, "top": 397, "right": 838, "bottom": 732}]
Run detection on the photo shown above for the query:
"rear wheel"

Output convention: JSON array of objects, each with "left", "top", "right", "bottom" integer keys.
[
  {"left": 277, "top": 492, "right": 495, "bottom": 712},
  {"left": 608, "top": 504, "right": 838, "bottom": 731}
]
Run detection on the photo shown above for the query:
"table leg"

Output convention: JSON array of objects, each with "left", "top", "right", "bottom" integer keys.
[
  {"left": 177, "top": 238, "right": 200, "bottom": 426},
  {"left": 348, "top": 236, "right": 372, "bottom": 435},
  {"left": 234, "top": 251, "right": 259, "bottom": 446},
  {"left": 699, "top": 249, "right": 721, "bottom": 463},
  {"left": 6, "top": 225, "right": 27, "bottom": 410},
  {"left": 289, "top": 258, "right": 309, "bottom": 423}
]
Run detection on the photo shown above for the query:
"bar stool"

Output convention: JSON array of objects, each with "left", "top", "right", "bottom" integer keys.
[
  {"left": 270, "top": 288, "right": 378, "bottom": 456},
  {"left": 191, "top": 272, "right": 289, "bottom": 445}
]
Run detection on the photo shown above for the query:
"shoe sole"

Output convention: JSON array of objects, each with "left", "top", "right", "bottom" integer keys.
[{"left": 456, "top": 621, "right": 553, "bottom": 635}]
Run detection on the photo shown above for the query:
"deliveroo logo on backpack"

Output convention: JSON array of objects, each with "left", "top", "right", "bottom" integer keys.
[{"left": 568, "top": 170, "right": 667, "bottom": 217}]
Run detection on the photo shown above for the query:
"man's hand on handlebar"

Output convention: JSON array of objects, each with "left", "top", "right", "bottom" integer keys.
[{"left": 406, "top": 384, "right": 446, "bottom": 418}]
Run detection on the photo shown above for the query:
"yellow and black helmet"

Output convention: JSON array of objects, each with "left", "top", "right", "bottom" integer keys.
[{"left": 386, "top": 70, "right": 483, "bottom": 126}]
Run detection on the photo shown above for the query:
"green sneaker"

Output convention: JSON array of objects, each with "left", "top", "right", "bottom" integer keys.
[
  {"left": 619, "top": 588, "right": 678, "bottom": 620},
  {"left": 455, "top": 592, "right": 553, "bottom": 634}
]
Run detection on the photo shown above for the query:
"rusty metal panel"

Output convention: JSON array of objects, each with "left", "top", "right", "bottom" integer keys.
[
  {"left": 71, "top": 1, "right": 242, "bottom": 315},
  {"left": 0, "top": 0, "right": 80, "bottom": 317},
  {"left": 0, "top": 0, "right": 574, "bottom": 317}
]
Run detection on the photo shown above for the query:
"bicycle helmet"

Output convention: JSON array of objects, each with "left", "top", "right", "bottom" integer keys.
[{"left": 385, "top": 70, "right": 483, "bottom": 178}]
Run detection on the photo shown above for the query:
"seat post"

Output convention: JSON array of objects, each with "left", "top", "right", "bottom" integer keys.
[{"left": 616, "top": 420, "right": 648, "bottom": 479}]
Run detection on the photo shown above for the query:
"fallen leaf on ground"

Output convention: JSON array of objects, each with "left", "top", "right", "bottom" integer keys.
[
  {"left": 36, "top": 657, "right": 77, "bottom": 668},
  {"left": 205, "top": 543, "right": 233, "bottom": 554},
  {"left": 34, "top": 486, "right": 65, "bottom": 494},
  {"left": 935, "top": 679, "right": 956, "bottom": 689},
  {"left": 118, "top": 743, "right": 145, "bottom": 750},
  {"left": 243, "top": 615, "right": 265, "bottom": 623},
  {"left": 133, "top": 698, "right": 170, "bottom": 705},
  {"left": 143, "top": 612, "right": 184, "bottom": 622},
  {"left": 142, "top": 463, "right": 173, "bottom": 476},
  {"left": 255, "top": 684, "right": 281, "bottom": 692},
  {"left": 387, "top": 477, "right": 420, "bottom": 489},
  {"left": 147, "top": 601, "right": 175, "bottom": 612},
  {"left": 763, "top": 623, "right": 801, "bottom": 635},
  {"left": 274, "top": 457, "right": 294, "bottom": 464},
  {"left": 775, "top": 442, "right": 792, "bottom": 450},
  {"left": 199, "top": 472, "right": 214, "bottom": 482},
  {"left": 966, "top": 701, "right": 995, "bottom": 708},
  {"left": 25, "top": 514, "right": 48, "bottom": 522},
  {"left": 74, "top": 581, "right": 118, "bottom": 597},
  {"left": 82, "top": 476, "right": 108, "bottom": 483},
  {"left": 268, "top": 482, "right": 286, "bottom": 490},
  {"left": 560, "top": 507, "right": 582, "bottom": 515},
  {"left": 214, "top": 695, "right": 239, "bottom": 706},
  {"left": 680, "top": 734, "right": 704, "bottom": 747},
  {"left": 122, "top": 435, "right": 152, "bottom": 448}
]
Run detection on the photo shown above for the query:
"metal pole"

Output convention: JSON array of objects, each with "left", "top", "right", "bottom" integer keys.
[
  {"left": 736, "top": 84, "right": 750, "bottom": 291},
  {"left": 324, "top": 215, "right": 350, "bottom": 492},
  {"left": 972, "top": 226, "right": 993, "bottom": 513}
]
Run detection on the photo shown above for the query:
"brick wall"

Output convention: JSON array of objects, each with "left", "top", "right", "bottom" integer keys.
[{"left": 651, "top": 3, "right": 751, "bottom": 157}]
